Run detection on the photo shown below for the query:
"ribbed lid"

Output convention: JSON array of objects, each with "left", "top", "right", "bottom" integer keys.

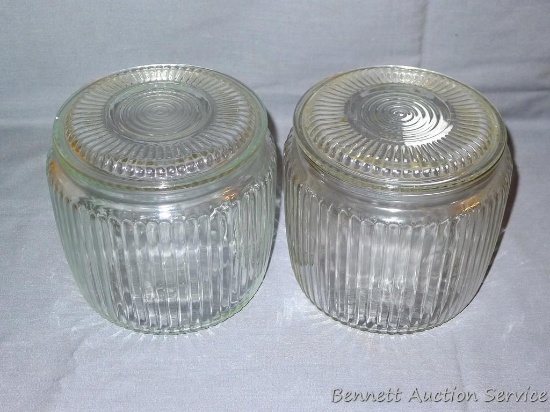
[
  {"left": 294, "top": 66, "right": 506, "bottom": 191},
  {"left": 53, "top": 65, "right": 266, "bottom": 189}
]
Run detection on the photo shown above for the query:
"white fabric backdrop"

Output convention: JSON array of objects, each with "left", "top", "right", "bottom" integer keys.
[{"left": 1, "top": 1, "right": 549, "bottom": 410}]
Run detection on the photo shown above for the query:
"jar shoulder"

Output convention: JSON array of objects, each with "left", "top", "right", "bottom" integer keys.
[
  {"left": 284, "top": 132, "right": 512, "bottom": 223},
  {"left": 47, "top": 134, "right": 277, "bottom": 217}
]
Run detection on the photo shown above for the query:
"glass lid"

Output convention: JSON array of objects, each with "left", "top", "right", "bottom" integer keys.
[
  {"left": 53, "top": 64, "right": 266, "bottom": 189},
  {"left": 294, "top": 66, "right": 506, "bottom": 191}
]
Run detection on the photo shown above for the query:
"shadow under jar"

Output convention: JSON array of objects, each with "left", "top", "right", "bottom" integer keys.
[
  {"left": 285, "top": 66, "right": 512, "bottom": 334},
  {"left": 47, "top": 65, "right": 277, "bottom": 334}
]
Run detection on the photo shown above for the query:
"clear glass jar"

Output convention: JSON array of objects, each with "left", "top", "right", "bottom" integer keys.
[
  {"left": 285, "top": 66, "right": 512, "bottom": 333},
  {"left": 47, "top": 65, "right": 277, "bottom": 334}
]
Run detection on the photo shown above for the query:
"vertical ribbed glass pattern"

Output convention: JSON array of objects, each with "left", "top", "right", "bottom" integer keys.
[
  {"left": 285, "top": 137, "right": 512, "bottom": 333},
  {"left": 48, "top": 147, "right": 275, "bottom": 334},
  {"left": 47, "top": 65, "right": 276, "bottom": 334},
  {"left": 286, "top": 66, "right": 513, "bottom": 333}
]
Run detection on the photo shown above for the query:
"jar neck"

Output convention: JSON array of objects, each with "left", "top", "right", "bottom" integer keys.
[
  {"left": 290, "top": 132, "right": 510, "bottom": 205},
  {"left": 51, "top": 133, "right": 273, "bottom": 204}
]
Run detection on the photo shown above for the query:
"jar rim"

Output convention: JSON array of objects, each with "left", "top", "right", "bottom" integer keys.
[
  {"left": 52, "top": 64, "right": 268, "bottom": 191},
  {"left": 293, "top": 65, "right": 507, "bottom": 193}
]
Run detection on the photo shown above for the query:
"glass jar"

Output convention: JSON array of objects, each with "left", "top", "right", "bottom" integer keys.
[
  {"left": 47, "top": 65, "right": 277, "bottom": 334},
  {"left": 285, "top": 66, "right": 512, "bottom": 333}
]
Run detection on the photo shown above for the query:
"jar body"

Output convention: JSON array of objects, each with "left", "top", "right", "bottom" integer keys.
[
  {"left": 48, "top": 135, "right": 276, "bottom": 334},
  {"left": 284, "top": 132, "right": 512, "bottom": 333}
]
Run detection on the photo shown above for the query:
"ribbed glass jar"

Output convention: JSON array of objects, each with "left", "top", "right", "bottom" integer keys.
[
  {"left": 47, "top": 65, "right": 276, "bottom": 334},
  {"left": 285, "top": 66, "right": 512, "bottom": 334}
]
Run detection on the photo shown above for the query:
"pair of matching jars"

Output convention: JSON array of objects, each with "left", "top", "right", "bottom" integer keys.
[{"left": 47, "top": 64, "right": 512, "bottom": 334}]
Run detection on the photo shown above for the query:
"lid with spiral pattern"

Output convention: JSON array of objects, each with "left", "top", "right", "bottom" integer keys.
[
  {"left": 294, "top": 66, "right": 506, "bottom": 191},
  {"left": 53, "top": 64, "right": 267, "bottom": 189}
]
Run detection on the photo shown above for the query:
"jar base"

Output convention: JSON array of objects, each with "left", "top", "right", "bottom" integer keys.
[
  {"left": 81, "top": 277, "right": 264, "bottom": 335},
  {"left": 301, "top": 292, "right": 467, "bottom": 335}
]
